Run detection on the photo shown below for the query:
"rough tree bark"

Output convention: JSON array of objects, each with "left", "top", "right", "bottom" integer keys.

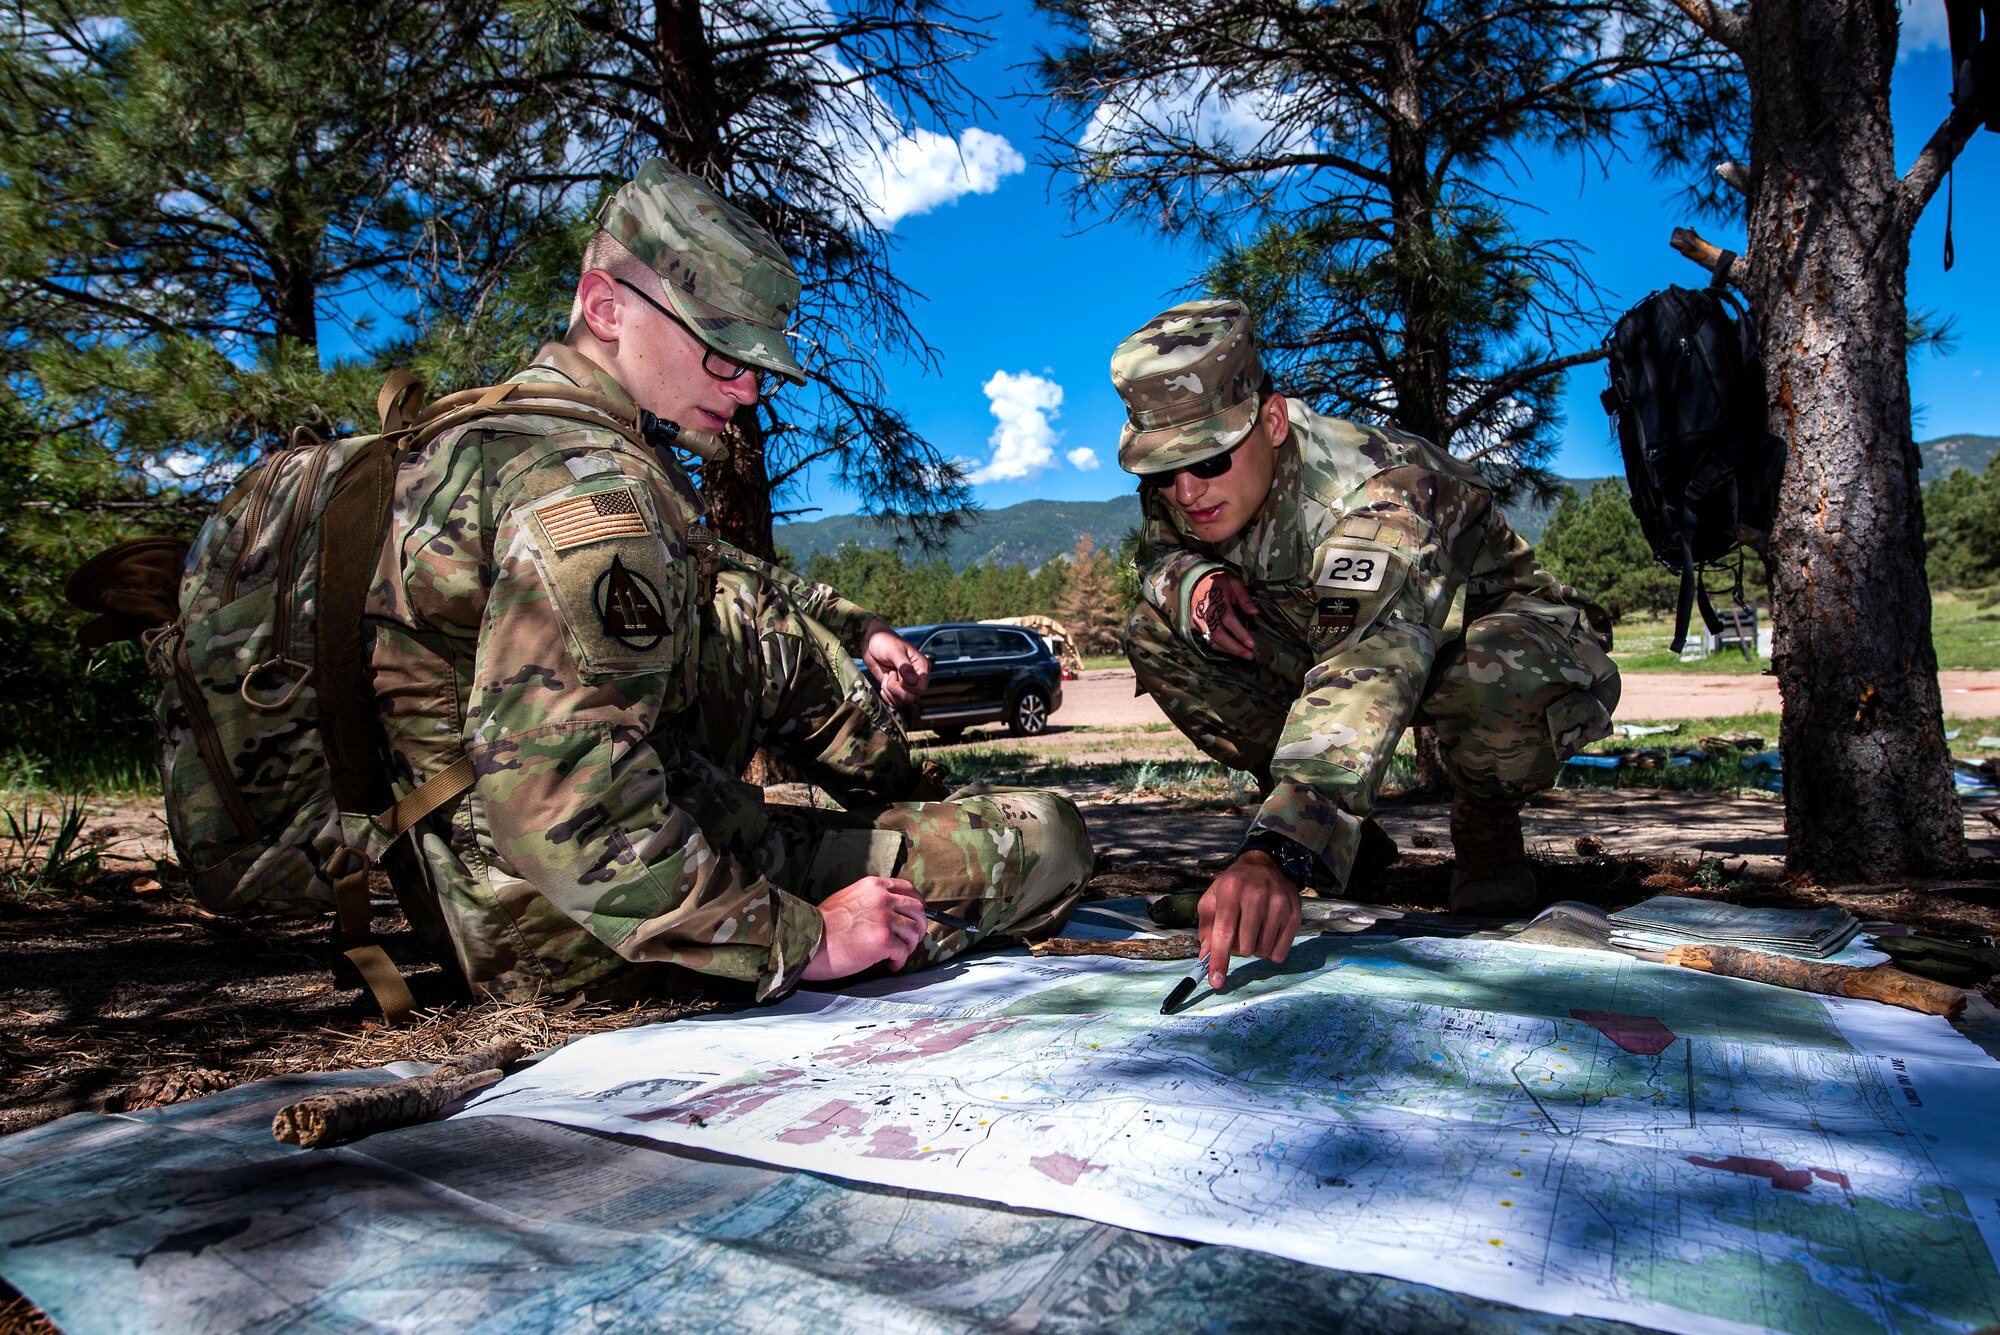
[{"left": 1671, "top": 0, "right": 1983, "bottom": 882}]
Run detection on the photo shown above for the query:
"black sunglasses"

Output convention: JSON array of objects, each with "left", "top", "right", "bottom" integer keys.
[
  {"left": 1143, "top": 446, "right": 1238, "bottom": 487},
  {"left": 613, "top": 277, "right": 756, "bottom": 383}
]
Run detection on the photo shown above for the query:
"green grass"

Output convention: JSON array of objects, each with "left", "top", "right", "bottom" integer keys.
[
  {"left": 1929, "top": 589, "right": 2000, "bottom": 670},
  {"left": 1, "top": 743, "right": 158, "bottom": 800},
  {"left": 2, "top": 796, "right": 104, "bottom": 900},
  {"left": 1610, "top": 591, "right": 2000, "bottom": 672}
]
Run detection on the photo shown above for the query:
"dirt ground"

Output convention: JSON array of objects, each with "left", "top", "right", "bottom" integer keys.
[
  {"left": 1059, "top": 665, "right": 2000, "bottom": 727},
  {"left": 8, "top": 781, "right": 2000, "bottom": 1141},
  {"left": 9, "top": 682, "right": 2000, "bottom": 1332}
]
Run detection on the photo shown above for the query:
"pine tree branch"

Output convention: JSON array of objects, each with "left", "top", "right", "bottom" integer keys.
[
  {"left": 1447, "top": 346, "right": 1610, "bottom": 443},
  {"left": 1669, "top": 226, "right": 1744, "bottom": 288},
  {"left": 1663, "top": 0, "right": 1745, "bottom": 54},
  {"left": 33, "top": 278, "right": 179, "bottom": 337},
  {"left": 1898, "top": 107, "right": 1984, "bottom": 234}
]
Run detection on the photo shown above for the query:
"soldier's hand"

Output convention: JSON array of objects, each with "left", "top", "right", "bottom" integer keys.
[
  {"left": 862, "top": 618, "right": 931, "bottom": 709},
  {"left": 1197, "top": 852, "right": 1302, "bottom": 989},
  {"left": 1189, "top": 570, "right": 1260, "bottom": 659},
  {"left": 802, "top": 875, "right": 929, "bottom": 981}
]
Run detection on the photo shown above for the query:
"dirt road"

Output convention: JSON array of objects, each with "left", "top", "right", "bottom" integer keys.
[{"left": 1060, "top": 667, "right": 2000, "bottom": 726}]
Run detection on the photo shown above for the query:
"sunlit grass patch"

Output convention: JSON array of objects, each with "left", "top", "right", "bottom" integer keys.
[{"left": 2, "top": 797, "right": 104, "bottom": 900}]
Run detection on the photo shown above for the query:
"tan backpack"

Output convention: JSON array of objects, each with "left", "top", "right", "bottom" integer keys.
[{"left": 67, "top": 374, "right": 719, "bottom": 1021}]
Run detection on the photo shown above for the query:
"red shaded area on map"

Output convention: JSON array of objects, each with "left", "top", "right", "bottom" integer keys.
[
  {"left": 629, "top": 1069, "right": 803, "bottom": 1123},
  {"left": 1687, "top": 1155, "right": 1850, "bottom": 1193},
  {"left": 811, "top": 1018, "right": 1020, "bottom": 1067},
  {"left": 771, "top": 1099, "right": 955, "bottom": 1160},
  {"left": 1570, "top": 1009, "right": 1679, "bottom": 1056},
  {"left": 1032, "top": 1153, "right": 1104, "bottom": 1185},
  {"left": 779, "top": 1100, "right": 870, "bottom": 1144}
]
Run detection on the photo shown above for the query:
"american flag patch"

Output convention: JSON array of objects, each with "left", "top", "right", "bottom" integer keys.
[{"left": 533, "top": 487, "right": 650, "bottom": 551}]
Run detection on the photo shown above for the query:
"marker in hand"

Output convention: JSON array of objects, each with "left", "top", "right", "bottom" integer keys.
[{"left": 1160, "top": 951, "right": 1214, "bottom": 1014}]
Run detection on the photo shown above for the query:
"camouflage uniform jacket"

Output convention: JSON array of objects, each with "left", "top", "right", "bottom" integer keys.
[
  {"left": 367, "top": 343, "right": 877, "bottom": 1001},
  {"left": 1136, "top": 400, "right": 1603, "bottom": 878}
]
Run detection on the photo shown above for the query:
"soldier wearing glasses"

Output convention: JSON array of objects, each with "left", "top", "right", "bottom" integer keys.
[
  {"left": 366, "top": 161, "right": 1092, "bottom": 1006},
  {"left": 1112, "top": 300, "right": 1620, "bottom": 990}
]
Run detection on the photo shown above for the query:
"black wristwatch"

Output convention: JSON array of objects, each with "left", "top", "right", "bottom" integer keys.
[{"left": 1238, "top": 829, "right": 1317, "bottom": 890}]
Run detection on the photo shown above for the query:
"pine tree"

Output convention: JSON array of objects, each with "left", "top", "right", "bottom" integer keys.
[
  {"left": 1037, "top": 0, "right": 1672, "bottom": 496},
  {"left": 1537, "top": 482, "right": 1688, "bottom": 623},
  {"left": 0, "top": 0, "right": 566, "bottom": 490},
  {"left": 496, "top": 0, "right": 983, "bottom": 557},
  {"left": 1647, "top": 0, "right": 1989, "bottom": 880},
  {"left": 1056, "top": 533, "right": 1121, "bottom": 656}
]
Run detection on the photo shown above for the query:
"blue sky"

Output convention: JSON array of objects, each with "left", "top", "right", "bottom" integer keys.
[{"left": 782, "top": 1, "right": 1999, "bottom": 519}]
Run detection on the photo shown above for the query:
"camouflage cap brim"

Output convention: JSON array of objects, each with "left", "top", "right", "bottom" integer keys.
[
  {"left": 1118, "top": 392, "right": 1261, "bottom": 475},
  {"left": 1109, "top": 298, "right": 1265, "bottom": 476},
  {"left": 600, "top": 160, "right": 809, "bottom": 387},
  {"left": 660, "top": 285, "right": 809, "bottom": 387}
]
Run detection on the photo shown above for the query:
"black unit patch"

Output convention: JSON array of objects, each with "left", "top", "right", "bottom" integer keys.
[
  {"left": 593, "top": 555, "right": 669, "bottom": 649},
  {"left": 1316, "top": 595, "right": 1359, "bottom": 639}
]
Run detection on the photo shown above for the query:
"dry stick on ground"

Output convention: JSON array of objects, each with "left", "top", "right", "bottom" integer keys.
[
  {"left": 1664, "top": 944, "right": 1966, "bottom": 1017},
  {"left": 271, "top": 1038, "right": 528, "bottom": 1149},
  {"left": 1029, "top": 937, "right": 1200, "bottom": 960}
]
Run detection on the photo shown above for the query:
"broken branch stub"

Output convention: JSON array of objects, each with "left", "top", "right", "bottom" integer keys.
[
  {"left": 271, "top": 1038, "right": 529, "bottom": 1148},
  {"left": 1670, "top": 227, "right": 1745, "bottom": 289}
]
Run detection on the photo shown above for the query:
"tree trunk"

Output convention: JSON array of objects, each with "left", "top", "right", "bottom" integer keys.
[
  {"left": 703, "top": 411, "right": 776, "bottom": 559},
  {"left": 1745, "top": 0, "right": 1964, "bottom": 881},
  {"left": 1377, "top": 0, "right": 1451, "bottom": 448},
  {"left": 1409, "top": 727, "right": 1451, "bottom": 798}
]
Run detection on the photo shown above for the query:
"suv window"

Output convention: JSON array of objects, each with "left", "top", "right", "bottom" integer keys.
[
  {"left": 958, "top": 628, "right": 1013, "bottom": 660},
  {"left": 921, "top": 629, "right": 963, "bottom": 660},
  {"left": 993, "top": 629, "right": 1037, "bottom": 658}
]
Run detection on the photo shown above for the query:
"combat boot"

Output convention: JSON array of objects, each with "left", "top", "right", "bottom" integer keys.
[
  {"left": 1448, "top": 793, "right": 1536, "bottom": 917},
  {"left": 1349, "top": 818, "right": 1399, "bottom": 887},
  {"left": 909, "top": 759, "right": 952, "bottom": 801}
]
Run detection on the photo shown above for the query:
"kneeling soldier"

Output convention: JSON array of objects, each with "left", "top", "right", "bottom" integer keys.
[
  {"left": 1113, "top": 300, "right": 1620, "bottom": 988},
  {"left": 367, "top": 161, "right": 1092, "bottom": 1003}
]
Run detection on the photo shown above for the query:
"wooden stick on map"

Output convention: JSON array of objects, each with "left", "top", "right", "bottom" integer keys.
[
  {"left": 1663, "top": 944, "right": 1966, "bottom": 1017},
  {"left": 271, "top": 1039, "right": 529, "bottom": 1149},
  {"left": 1029, "top": 937, "right": 1201, "bottom": 960}
]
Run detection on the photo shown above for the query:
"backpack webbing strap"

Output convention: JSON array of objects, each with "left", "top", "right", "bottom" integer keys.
[
  {"left": 327, "top": 846, "right": 416, "bottom": 1025},
  {"left": 1670, "top": 544, "right": 1699, "bottom": 655},
  {"left": 376, "top": 372, "right": 426, "bottom": 435},
  {"left": 323, "top": 757, "right": 479, "bottom": 1024},
  {"left": 381, "top": 754, "right": 477, "bottom": 838}
]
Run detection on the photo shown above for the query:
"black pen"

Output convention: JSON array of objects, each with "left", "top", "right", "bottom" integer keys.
[
  {"left": 1160, "top": 950, "right": 1213, "bottom": 1013},
  {"left": 925, "top": 906, "right": 979, "bottom": 938}
]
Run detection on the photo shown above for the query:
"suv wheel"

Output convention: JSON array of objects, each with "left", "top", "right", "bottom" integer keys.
[{"left": 1008, "top": 688, "right": 1051, "bottom": 737}]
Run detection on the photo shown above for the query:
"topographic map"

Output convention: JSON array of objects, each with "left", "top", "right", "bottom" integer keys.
[{"left": 463, "top": 935, "right": 2000, "bottom": 1335}]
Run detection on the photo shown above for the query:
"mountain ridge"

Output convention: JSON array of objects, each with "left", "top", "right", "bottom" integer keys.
[{"left": 774, "top": 433, "right": 1990, "bottom": 570}]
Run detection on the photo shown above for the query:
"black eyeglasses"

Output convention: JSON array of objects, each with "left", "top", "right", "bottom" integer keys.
[
  {"left": 1143, "top": 446, "right": 1238, "bottom": 487},
  {"left": 613, "top": 277, "right": 756, "bottom": 384}
]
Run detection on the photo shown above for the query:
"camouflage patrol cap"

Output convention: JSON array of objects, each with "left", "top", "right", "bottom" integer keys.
[
  {"left": 598, "top": 160, "right": 808, "bottom": 386},
  {"left": 1111, "top": 299, "right": 1265, "bottom": 475}
]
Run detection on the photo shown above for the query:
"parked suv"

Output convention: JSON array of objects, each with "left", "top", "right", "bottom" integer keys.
[{"left": 893, "top": 622, "right": 1064, "bottom": 739}]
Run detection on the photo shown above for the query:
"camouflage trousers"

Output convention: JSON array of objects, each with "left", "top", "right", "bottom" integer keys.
[
  {"left": 693, "top": 570, "right": 1094, "bottom": 973},
  {"left": 1125, "top": 596, "right": 1621, "bottom": 808}
]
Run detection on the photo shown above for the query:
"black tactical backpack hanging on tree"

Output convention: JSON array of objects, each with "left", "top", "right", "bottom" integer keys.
[{"left": 1600, "top": 281, "right": 1785, "bottom": 653}]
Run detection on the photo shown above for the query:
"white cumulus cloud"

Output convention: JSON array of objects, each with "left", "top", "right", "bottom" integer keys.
[
  {"left": 1066, "top": 447, "right": 1101, "bottom": 471},
  {"left": 854, "top": 126, "right": 1025, "bottom": 226},
  {"left": 968, "top": 371, "right": 1064, "bottom": 484},
  {"left": 1901, "top": 0, "right": 1950, "bottom": 56}
]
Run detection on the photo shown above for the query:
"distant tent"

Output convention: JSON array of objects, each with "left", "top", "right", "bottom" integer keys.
[{"left": 982, "top": 615, "right": 1083, "bottom": 678}]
